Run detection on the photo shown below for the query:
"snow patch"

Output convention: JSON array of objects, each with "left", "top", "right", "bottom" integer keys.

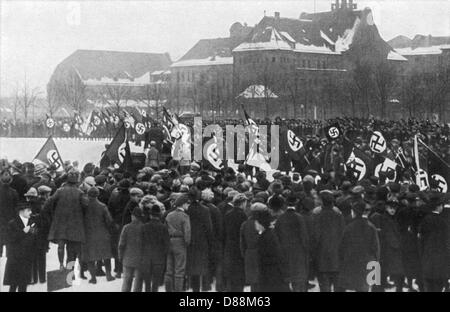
[
  {"left": 335, "top": 17, "right": 360, "bottom": 53},
  {"left": 170, "top": 56, "right": 233, "bottom": 67},
  {"left": 320, "top": 30, "right": 335, "bottom": 46}
]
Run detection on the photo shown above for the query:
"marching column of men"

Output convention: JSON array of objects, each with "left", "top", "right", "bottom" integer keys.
[{"left": 0, "top": 157, "right": 449, "bottom": 292}]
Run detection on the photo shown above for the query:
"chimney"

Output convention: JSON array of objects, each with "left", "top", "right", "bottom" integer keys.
[{"left": 274, "top": 12, "right": 280, "bottom": 20}]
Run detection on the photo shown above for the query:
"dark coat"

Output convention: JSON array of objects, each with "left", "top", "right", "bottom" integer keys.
[
  {"left": 257, "top": 229, "right": 289, "bottom": 292},
  {"left": 29, "top": 197, "right": 50, "bottom": 251},
  {"left": 3, "top": 216, "right": 36, "bottom": 286},
  {"left": 338, "top": 217, "right": 380, "bottom": 291},
  {"left": 370, "top": 212, "right": 404, "bottom": 276},
  {"left": 97, "top": 186, "right": 110, "bottom": 206},
  {"left": 202, "top": 201, "right": 223, "bottom": 260},
  {"left": 46, "top": 184, "right": 86, "bottom": 243},
  {"left": 396, "top": 204, "right": 422, "bottom": 278},
  {"left": 186, "top": 201, "right": 213, "bottom": 276},
  {"left": 81, "top": 198, "right": 113, "bottom": 262},
  {"left": 118, "top": 219, "right": 143, "bottom": 268},
  {"left": 442, "top": 208, "right": 450, "bottom": 276},
  {"left": 418, "top": 212, "right": 449, "bottom": 280},
  {"left": 122, "top": 200, "right": 139, "bottom": 227},
  {"left": 240, "top": 217, "right": 260, "bottom": 284},
  {"left": 223, "top": 207, "right": 247, "bottom": 285},
  {"left": 275, "top": 209, "right": 309, "bottom": 282},
  {"left": 0, "top": 183, "right": 19, "bottom": 246},
  {"left": 108, "top": 188, "right": 130, "bottom": 225},
  {"left": 312, "top": 206, "right": 345, "bottom": 273},
  {"left": 140, "top": 218, "right": 170, "bottom": 271},
  {"left": 10, "top": 174, "right": 28, "bottom": 199}
]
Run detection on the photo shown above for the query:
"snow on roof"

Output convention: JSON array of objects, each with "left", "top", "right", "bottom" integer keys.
[
  {"left": 387, "top": 50, "right": 408, "bottom": 61},
  {"left": 83, "top": 74, "right": 149, "bottom": 86},
  {"left": 171, "top": 56, "right": 233, "bottom": 67},
  {"left": 395, "top": 45, "right": 447, "bottom": 55},
  {"left": 280, "top": 31, "right": 296, "bottom": 43},
  {"left": 238, "top": 85, "right": 278, "bottom": 99},
  {"left": 335, "top": 17, "right": 360, "bottom": 53},
  {"left": 151, "top": 70, "right": 165, "bottom": 75},
  {"left": 320, "top": 30, "right": 335, "bottom": 46},
  {"left": 294, "top": 42, "right": 338, "bottom": 54}
]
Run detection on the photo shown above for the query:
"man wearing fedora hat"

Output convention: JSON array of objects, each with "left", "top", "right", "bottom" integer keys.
[{"left": 3, "top": 202, "right": 37, "bottom": 292}]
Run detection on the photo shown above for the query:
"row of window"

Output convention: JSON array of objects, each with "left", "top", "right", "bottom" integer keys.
[{"left": 238, "top": 56, "right": 329, "bottom": 69}]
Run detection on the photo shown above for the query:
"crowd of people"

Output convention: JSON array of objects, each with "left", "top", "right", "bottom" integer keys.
[
  {"left": 0, "top": 115, "right": 449, "bottom": 293},
  {"left": 0, "top": 148, "right": 449, "bottom": 292}
]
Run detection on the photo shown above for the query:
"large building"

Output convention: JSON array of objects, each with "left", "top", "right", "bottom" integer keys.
[
  {"left": 171, "top": 0, "right": 409, "bottom": 120},
  {"left": 47, "top": 49, "right": 172, "bottom": 116},
  {"left": 388, "top": 35, "right": 450, "bottom": 121}
]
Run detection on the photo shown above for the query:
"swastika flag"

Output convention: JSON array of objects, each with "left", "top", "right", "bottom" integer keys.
[{"left": 33, "top": 136, "right": 64, "bottom": 171}]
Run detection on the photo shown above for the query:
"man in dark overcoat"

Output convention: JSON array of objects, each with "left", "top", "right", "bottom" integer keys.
[
  {"left": 186, "top": 187, "right": 213, "bottom": 292},
  {"left": 275, "top": 195, "right": 309, "bottom": 291},
  {"left": 0, "top": 168, "right": 19, "bottom": 257},
  {"left": 418, "top": 193, "right": 449, "bottom": 292},
  {"left": 312, "top": 190, "right": 345, "bottom": 292},
  {"left": 136, "top": 205, "right": 169, "bottom": 292},
  {"left": 337, "top": 201, "right": 380, "bottom": 292},
  {"left": 223, "top": 193, "right": 248, "bottom": 292},
  {"left": 3, "top": 202, "right": 37, "bottom": 292}
]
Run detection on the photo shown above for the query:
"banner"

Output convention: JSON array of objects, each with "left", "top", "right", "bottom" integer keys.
[
  {"left": 100, "top": 125, "right": 126, "bottom": 168},
  {"left": 32, "top": 136, "right": 64, "bottom": 171}
]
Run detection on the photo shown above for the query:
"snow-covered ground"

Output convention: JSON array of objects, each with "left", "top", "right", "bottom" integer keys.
[{"left": 0, "top": 137, "right": 146, "bottom": 168}]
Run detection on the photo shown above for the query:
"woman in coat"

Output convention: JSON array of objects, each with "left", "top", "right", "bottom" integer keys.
[
  {"left": 45, "top": 170, "right": 86, "bottom": 270},
  {"left": 223, "top": 193, "right": 248, "bottom": 292},
  {"left": 186, "top": 188, "right": 213, "bottom": 292},
  {"left": 81, "top": 187, "right": 115, "bottom": 284},
  {"left": 338, "top": 201, "right": 380, "bottom": 292}
]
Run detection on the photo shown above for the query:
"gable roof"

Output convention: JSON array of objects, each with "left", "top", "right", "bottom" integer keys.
[
  {"left": 55, "top": 49, "right": 172, "bottom": 81},
  {"left": 178, "top": 37, "right": 247, "bottom": 61},
  {"left": 234, "top": 8, "right": 403, "bottom": 61}
]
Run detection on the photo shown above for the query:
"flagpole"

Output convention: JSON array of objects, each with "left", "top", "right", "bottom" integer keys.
[{"left": 418, "top": 137, "right": 450, "bottom": 170}]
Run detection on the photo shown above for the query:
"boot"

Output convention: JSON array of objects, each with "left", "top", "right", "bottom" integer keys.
[{"left": 89, "top": 277, "right": 97, "bottom": 284}]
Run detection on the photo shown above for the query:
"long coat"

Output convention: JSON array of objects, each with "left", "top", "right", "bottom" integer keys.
[
  {"left": 275, "top": 209, "right": 309, "bottom": 282},
  {"left": 418, "top": 212, "right": 449, "bottom": 280},
  {"left": 370, "top": 212, "right": 404, "bottom": 276},
  {"left": 0, "top": 183, "right": 19, "bottom": 248},
  {"left": 240, "top": 217, "right": 260, "bottom": 284},
  {"left": 202, "top": 201, "right": 223, "bottom": 261},
  {"left": 46, "top": 184, "right": 86, "bottom": 243},
  {"left": 311, "top": 206, "right": 345, "bottom": 273},
  {"left": 3, "top": 216, "right": 36, "bottom": 286},
  {"left": 396, "top": 204, "right": 422, "bottom": 278},
  {"left": 257, "top": 229, "right": 289, "bottom": 292},
  {"left": 186, "top": 201, "right": 213, "bottom": 276},
  {"left": 81, "top": 198, "right": 113, "bottom": 262},
  {"left": 223, "top": 207, "right": 247, "bottom": 285},
  {"left": 140, "top": 218, "right": 170, "bottom": 271},
  {"left": 118, "top": 219, "right": 143, "bottom": 268},
  {"left": 338, "top": 217, "right": 380, "bottom": 291}
]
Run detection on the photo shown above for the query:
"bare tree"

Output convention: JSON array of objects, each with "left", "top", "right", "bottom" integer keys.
[
  {"left": 17, "top": 79, "right": 41, "bottom": 125},
  {"left": 97, "top": 84, "right": 131, "bottom": 115},
  {"left": 400, "top": 71, "right": 425, "bottom": 117},
  {"left": 373, "top": 61, "right": 398, "bottom": 119},
  {"left": 52, "top": 70, "right": 87, "bottom": 114}
]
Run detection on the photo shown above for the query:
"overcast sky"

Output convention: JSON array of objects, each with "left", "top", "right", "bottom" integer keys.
[{"left": 1, "top": 0, "right": 449, "bottom": 97}]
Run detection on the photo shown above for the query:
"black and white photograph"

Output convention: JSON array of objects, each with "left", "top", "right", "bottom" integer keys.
[{"left": 0, "top": 0, "right": 449, "bottom": 295}]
